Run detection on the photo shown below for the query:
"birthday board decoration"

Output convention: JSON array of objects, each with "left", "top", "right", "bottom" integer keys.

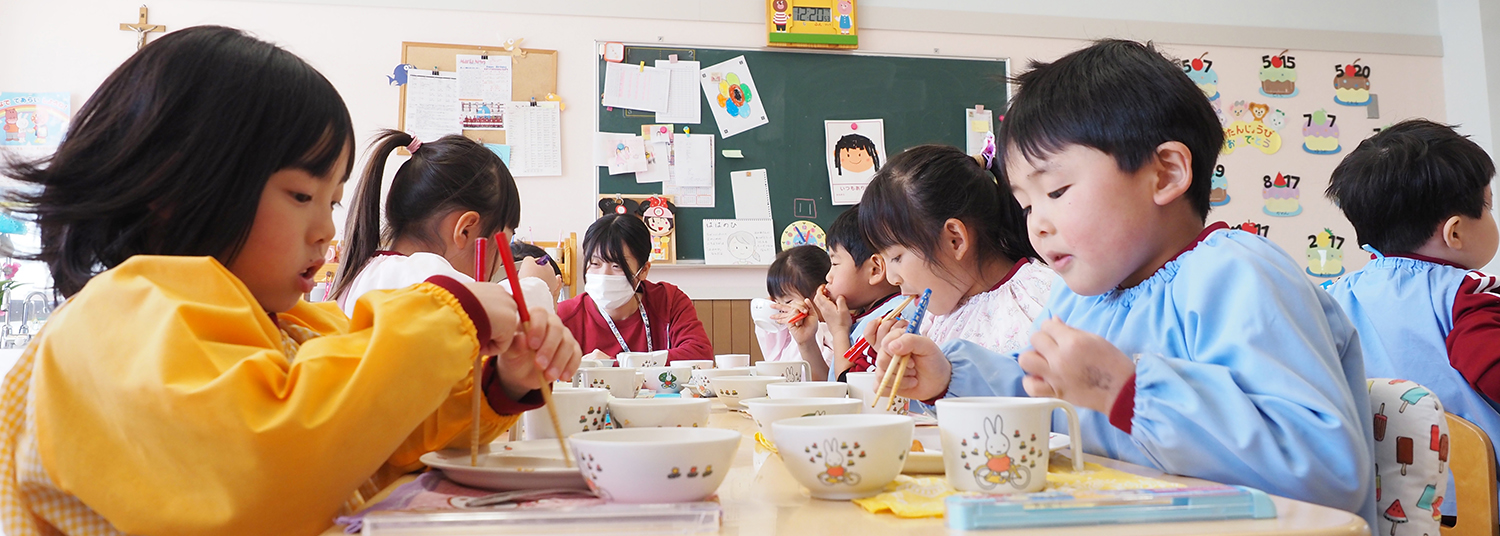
[
  {"left": 1236, "top": 221, "right": 1271, "bottom": 238},
  {"left": 1258, "top": 50, "right": 1298, "bottom": 98},
  {"left": 1222, "top": 101, "right": 1283, "bottom": 155},
  {"left": 780, "top": 220, "right": 827, "bottom": 251},
  {"left": 1182, "top": 52, "right": 1219, "bottom": 101},
  {"left": 596, "top": 194, "right": 678, "bottom": 264},
  {"left": 1306, "top": 228, "right": 1346, "bottom": 278},
  {"left": 1334, "top": 59, "right": 1372, "bottom": 106},
  {"left": 1262, "top": 173, "right": 1302, "bottom": 217},
  {"left": 1210, "top": 164, "right": 1230, "bottom": 207},
  {"left": 1302, "top": 109, "right": 1342, "bottom": 155}
]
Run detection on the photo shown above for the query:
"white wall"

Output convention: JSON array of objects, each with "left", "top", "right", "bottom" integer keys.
[{"left": 3, "top": 0, "right": 1484, "bottom": 298}]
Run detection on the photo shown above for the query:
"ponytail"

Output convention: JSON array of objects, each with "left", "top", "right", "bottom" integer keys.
[{"left": 332, "top": 130, "right": 410, "bottom": 300}]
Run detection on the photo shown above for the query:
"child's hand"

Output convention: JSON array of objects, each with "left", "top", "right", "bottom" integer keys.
[
  {"left": 771, "top": 300, "right": 819, "bottom": 345},
  {"left": 462, "top": 282, "right": 521, "bottom": 356},
  {"left": 864, "top": 315, "right": 907, "bottom": 358},
  {"left": 1018, "top": 319, "right": 1135, "bottom": 413},
  {"left": 496, "top": 307, "right": 583, "bottom": 402},
  {"left": 873, "top": 331, "right": 951, "bottom": 401},
  {"left": 812, "top": 285, "right": 853, "bottom": 339}
]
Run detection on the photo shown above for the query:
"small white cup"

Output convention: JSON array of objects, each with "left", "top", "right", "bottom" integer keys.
[
  {"left": 845, "top": 371, "right": 909, "bottom": 415},
  {"left": 935, "top": 397, "right": 1083, "bottom": 493},
  {"left": 754, "top": 360, "right": 813, "bottom": 383},
  {"left": 522, "top": 387, "right": 609, "bottom": 440},
  {"left": 714, "top": 354, "right": 751, "bottom": 368},
  {"left": 582, "top": 367, "right": 641, "bottom": 399},
  {"left": 641, "top": 365, "right": 693, "bottom": 394},
  {"left": 676, "top": 360, "right": 714, "bottom": 370},
  {"left": 767, "top": 381, "right": 848, "bottom": 399},
  {"left": 750, "top": 298, "right": 782, "bottom": 332},
  {"left": 619, "top": 351, "right": 669, "bottom": 369}
]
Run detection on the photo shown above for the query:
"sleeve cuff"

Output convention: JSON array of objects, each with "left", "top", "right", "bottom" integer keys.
[
  {"left": 425, "top": 275, "right": 490, "bottom": 343},
  {"left": 481, "top": 356, "right": 545, "bottom": 415},
  {"left": 1108, "top": 373, "right": 1137, "bottom": 434}
]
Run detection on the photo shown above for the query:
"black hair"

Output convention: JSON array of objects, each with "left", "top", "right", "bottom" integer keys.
[
  {"left": 2, "top": 26, "right": 354, "bottom": 297},
  {"left": 859, "top": 145, "right": 1037, "bottom": 276},
  {"left": 511, "top": 241, "right": 562, "bottom": 276},
  {"left": 582, "top": 214, "right": 653, "bottom": 289},
  {"left": 834, "top": 134, "right": 881, "bottom": 175},
  {"left": 998, "top": 39, "right": 1223, "bottom": 219},
  {"left": 767, "top": 245, "right": 832, "bottom": 300},
  {"left": 1326, "top": 119, "right": 1496, "bottom": 253},
  {"left": 827, "top": 205, "right": 876, "bottom": 264},
  {"left": 334, "top": 130, "right": 520, "bottom": 299}
]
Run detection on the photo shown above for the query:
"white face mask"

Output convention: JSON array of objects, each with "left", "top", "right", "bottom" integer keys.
[{"left": 586, "top": 272, "right": 639, "bottom": 311}]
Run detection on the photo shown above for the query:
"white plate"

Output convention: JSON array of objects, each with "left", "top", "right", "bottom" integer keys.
[{"left": 421, "top": 441, "right": 588, "bottom": 491}]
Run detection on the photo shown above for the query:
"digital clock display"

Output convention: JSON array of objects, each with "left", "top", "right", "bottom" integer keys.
[{"left": 793, "top": 6, "right": 832, "bottom": 22}]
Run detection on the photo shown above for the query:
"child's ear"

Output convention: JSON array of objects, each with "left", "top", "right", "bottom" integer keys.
[
  {"left": 942, "top": 218, "right": 972, "bottom": 261},
  {"left": 1440, "top": 215, "right": 1467, "bottom": 250},
  {"left": 865, "top": 254, "right": 888, "bottom": 286},
  {"left": 1149, "top": 141, "right": 1194, "bottom": 207},
  {"left": 449, "top": 210, "right": 483, "bottom": 248}
]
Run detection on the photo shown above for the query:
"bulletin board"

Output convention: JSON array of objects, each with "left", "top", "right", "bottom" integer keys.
[
  {"left": 399, "top": 41, "right": 559, "bottom": 146},
  {"left": 596, "top": 44, "right": 1008, "bottom": 261}
]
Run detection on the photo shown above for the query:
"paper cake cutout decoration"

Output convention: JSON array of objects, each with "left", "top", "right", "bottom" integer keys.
[
  {"left": 1258, "top": 50, "right": 1298, "bottom": 98},
  {"left": 1262, "top": 173, "right": 1302, "bottom": 217},
  {"left": 1334, "top": 58, "right": 1372, "bottom": 106},
  {"left": 1183, "top": 52, "right": 1219, "bottom": 101},
  {"left": 1210, "top": 164, "right": 1230, "bottom": 206},
  {"left": 1302, "top": 109, "right": 1342, "bottom": 155},
  {"left": 1306, "top": 228, "right": 1345, "bottom": 278}
]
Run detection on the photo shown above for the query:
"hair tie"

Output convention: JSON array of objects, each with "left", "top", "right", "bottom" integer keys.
[{"left": 406, "top": 136, "right": 422, "bottom": 153}]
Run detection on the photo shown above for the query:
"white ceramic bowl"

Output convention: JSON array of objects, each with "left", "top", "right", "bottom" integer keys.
[
  {"left": 608, "top": 397, "right": 711, "bottom": 428},
  {"left": 712, "top": 375, "right": 786, "bottom": 409},
  {"left": 522, "top": 387, "right": 609, "bottom": 440},
  {"left": 845, "top": 371, "right": 910, "bottom": 415},
  {"left": 619, "top": 350, "right": 669, "bottom": 368},
  {"left": 741, "top": 396, "right": 863, "bottom": 441},
  {"left": 582, "top": 367, "right": 640, "bottom": 399},
  {"left": 771, "top": 414, "right": 915, "bottom": 500},
  {"left": 688, "top": 367, "right": 756, "bottom": 397},
  {"left": 766, "top": 381, "right": 849, "bottom": 399},
  {"left": 641, "top": 365, "right": 693, "bottom": 394},
  {"left": 570, "top": 427, "right": 741, "bottom": 503},
  {"left": 714, "top": 354, "right": 751, "bottom": 368},
  {"left": 676, "top": 360, "right": 715, "bottom": 370}
]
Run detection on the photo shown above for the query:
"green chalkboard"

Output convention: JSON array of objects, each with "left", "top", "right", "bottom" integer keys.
[{"left": 597, "top": 45, "right": 1008, "bottom": 261}]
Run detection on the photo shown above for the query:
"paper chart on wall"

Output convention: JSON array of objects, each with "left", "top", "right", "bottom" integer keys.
[
  {"left": 825, "top": 119, "right": 886, "bottom": 205},
  {"left": 654, "top": 60, "right": 702, "bottom": 125},
  {"left": 965, "top": 107, "right": 993, "bottom": 155},
  {"left": 457, "top": 55, "right": 512, "bottom": 130},
  {"left": 730, "top": 169, "right": 772, "bottom": 220},
  {"left": 602, "top": 62, "right": 672, "bottom": 113},
  {"left": 664, "top": 134, "right": 714, "bottom": 207},
  {"left": 635, "top": 124, "right": 675, "bottom": 184},
  {"left": 404, "top": 71, "right": 462, "bottom": 142},
  {"left": 699, "top": 56, "right": 769, "bottom": 138},
  {"left": 506, "top": 101, "right": 562, "bottom": 177},
  {"left": 703, "top": 219, "right": 774, "bottom": 265}
]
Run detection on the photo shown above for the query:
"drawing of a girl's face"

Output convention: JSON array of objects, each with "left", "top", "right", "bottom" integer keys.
[
  {"left": 730, "top": 239, "right": 752, "bottom": 258},
  {"left": 647, "top": 216, "right": 673, "bottom": 235},
  {"left": 840, "top": 147, "right": 873, "bottom": 173}
]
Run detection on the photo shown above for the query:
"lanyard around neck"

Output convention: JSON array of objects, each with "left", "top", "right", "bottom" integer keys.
[{"left": 602, "top": 296, "right": 651, "bottom": 353}]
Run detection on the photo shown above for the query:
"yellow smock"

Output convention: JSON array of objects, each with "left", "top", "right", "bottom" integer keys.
[{"left": 0, "top": 256, "right": 512, "bottom": 535}]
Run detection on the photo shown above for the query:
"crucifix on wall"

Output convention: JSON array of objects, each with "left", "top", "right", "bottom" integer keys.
[{"left": 120, "top": 5, "right": 165, "bottom": 50}]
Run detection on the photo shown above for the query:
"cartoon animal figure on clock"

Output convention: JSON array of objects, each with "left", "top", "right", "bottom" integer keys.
[{"left": 636, "top": 196, "right": 677, "bottom": 263}]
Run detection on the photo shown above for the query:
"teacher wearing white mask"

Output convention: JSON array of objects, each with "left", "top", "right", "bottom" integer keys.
[{"left": 557, "top": 214, "right": 713, "bottom": 363}]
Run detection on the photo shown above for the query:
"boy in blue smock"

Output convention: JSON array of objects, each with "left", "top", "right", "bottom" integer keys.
[
  {"left": 875, "top": 39, "right": 1375, "bottom": 526},
  {"left": 1323, "top": 120, "right": 1499, "bottom": 519}
]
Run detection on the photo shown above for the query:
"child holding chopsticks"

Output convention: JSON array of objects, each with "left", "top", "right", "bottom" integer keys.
[
  {"left": 813, "top": 206, "right": 912, "bottom": 381},
  {"left": 0, "top": 27, "right": 580, "bottom": 535}
]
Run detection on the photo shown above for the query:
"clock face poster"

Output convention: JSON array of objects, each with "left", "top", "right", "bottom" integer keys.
[{"left": 825, "top": 119, "right": 886, "bottom": 205}]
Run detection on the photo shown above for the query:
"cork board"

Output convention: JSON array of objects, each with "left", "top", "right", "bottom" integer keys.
[{"left": 398, "top": 41, "right": 558, "bottom": 146}]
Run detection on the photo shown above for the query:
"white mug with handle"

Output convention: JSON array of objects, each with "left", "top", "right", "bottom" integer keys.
[
  {"left": 754, "top": 360, "right": 812, "bottom": 383},
  {"left": 935, "top": 397, "right": 1083, "bottom": 493}
]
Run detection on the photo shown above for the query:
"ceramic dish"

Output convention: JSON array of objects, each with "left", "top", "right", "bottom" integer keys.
[{"left": 421, "top": 441, "right": 587, "bottom": 491}]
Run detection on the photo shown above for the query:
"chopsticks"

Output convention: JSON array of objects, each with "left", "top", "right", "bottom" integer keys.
[
  {"left": 873, "top": 289, "right": 930, "bottom": 410},
  {"left": 471, "top": 238, "right": 487, "bottom": 466},
  {"left": 496, "top": 231, "right": 573, "bottom": 468},
  {"left": 843, "top": 294, "right": 917, "bottom": 366}
]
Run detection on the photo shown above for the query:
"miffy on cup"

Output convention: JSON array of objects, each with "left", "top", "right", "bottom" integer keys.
[
  {"left": 818, "top": 439, "right": 861, "bottom": 486},
  {"left": 974, "top": 415, "right": 1031, "bottom": 491}
]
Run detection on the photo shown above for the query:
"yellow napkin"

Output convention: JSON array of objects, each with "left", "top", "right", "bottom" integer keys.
[{"left": 852, "top": 454, "right": 1184, "bottom": 519}]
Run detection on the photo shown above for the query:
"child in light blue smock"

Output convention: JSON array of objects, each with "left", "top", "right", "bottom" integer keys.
[
  {"left": 874, "top": 39, "right": 1375, "bottom": 528},
  {"left": 1323, "top": 119, "right": 1500, "bottom": 519}
]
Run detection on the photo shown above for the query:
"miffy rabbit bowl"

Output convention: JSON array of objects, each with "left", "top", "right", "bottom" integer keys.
[
  {"left": 608, "top": 397, "right": 711, "bottom": 428},
  {"left": 741, "top": 397, "right": 863, "bottom": 441},
  {"left": 569, "top": 427, "right": 741, "bottom": 503},
  {"left": 771, "top": 414, "right": 914, "bottom": 500},
  {"left": 711, "top": 375, "right": 786, "bottom": 409}
]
